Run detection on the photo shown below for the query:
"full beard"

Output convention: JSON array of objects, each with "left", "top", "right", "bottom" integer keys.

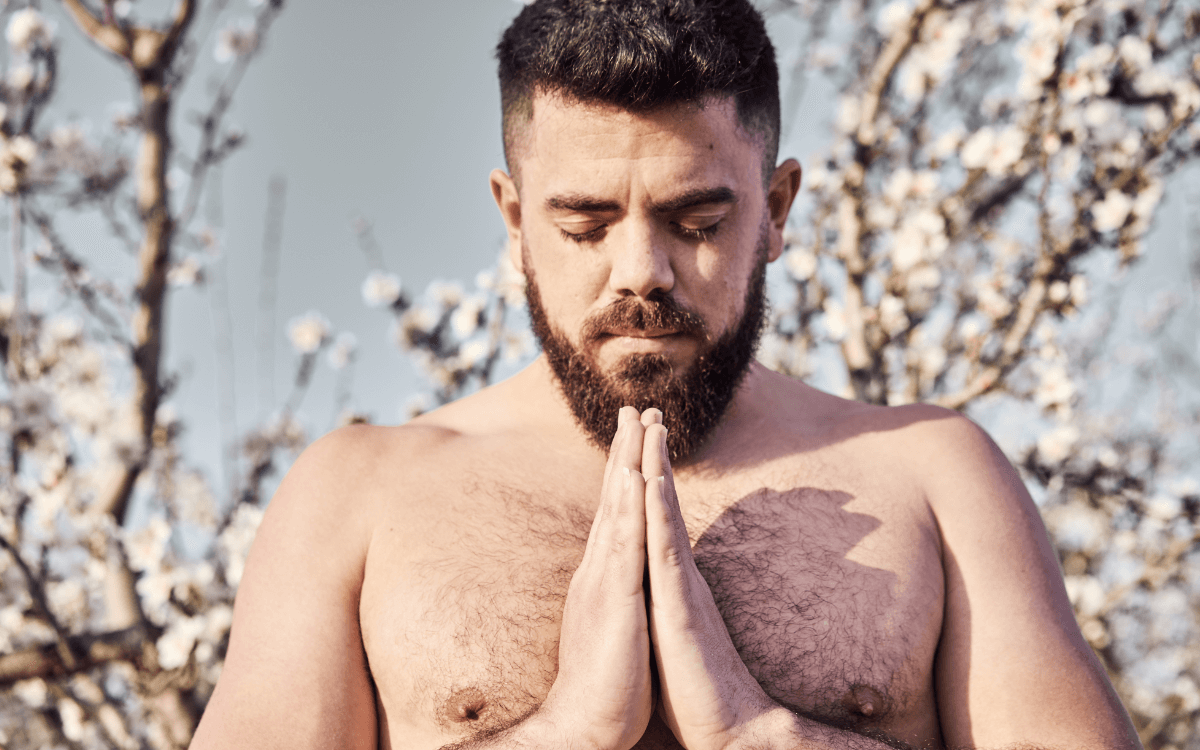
[{"left": 524, "top": 231, "right": 769, "bottom": 462}]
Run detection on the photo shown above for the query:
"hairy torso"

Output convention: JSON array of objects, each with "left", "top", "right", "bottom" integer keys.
[{"left": 358, "top": 419, "right": 948, "bottom": 750}]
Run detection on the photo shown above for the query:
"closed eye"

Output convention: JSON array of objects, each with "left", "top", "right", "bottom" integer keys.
[
  {"left": 673, "top": 221, "right": 720, "bottom": 241},
  {"left": 559, "top": 225, "right": 607, "bottom": 243}
]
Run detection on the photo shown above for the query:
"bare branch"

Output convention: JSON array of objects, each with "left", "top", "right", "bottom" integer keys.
[
  {"left": 0, "top": 626, "right": 152, "bottom": 684},
  {"left": 58, "top": 0, "right": 132, "bottom": 60}
]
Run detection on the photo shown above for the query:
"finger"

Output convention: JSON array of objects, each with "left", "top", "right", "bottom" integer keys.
[
  {"left": 600, "top": 406, "right": 639, "bottom": 496},
  {"left": 587, "top": 407, "right": 646, "bottom": 556},
  {"left": 607, "top": 467, "right": 648, "bottom": 595},
  {"left": 586, "top": 407, "right": 635, "bottom": 553},
  {"left": 643, "top": 424, "right": 694, "bottom": 579},
  {"left": 640, "top": 407, "right": 663, "bottom": 429}
]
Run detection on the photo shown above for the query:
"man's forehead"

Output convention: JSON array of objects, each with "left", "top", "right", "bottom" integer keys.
[{"left": 517, "top": 92, "right": 762, "bottom": 197}]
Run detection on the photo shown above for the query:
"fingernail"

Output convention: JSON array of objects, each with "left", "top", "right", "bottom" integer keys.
[
  {"left": 650, "top": 409, "right": 663, "bottom": 424},
  {"left": 656, "top": 476, "right": 665, "bottom": 485}
]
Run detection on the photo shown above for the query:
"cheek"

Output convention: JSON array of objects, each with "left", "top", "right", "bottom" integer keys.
[{"left": 525, "top": 232, "right": 608, "bottom": 331}]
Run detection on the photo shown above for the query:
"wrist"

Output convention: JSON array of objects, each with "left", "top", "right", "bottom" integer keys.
[
  {"left": 725, "top": 703, "right": 804, "bottom": 750},
  {"left": 515, "top": 708, "right": 618, "bottom": 750}
]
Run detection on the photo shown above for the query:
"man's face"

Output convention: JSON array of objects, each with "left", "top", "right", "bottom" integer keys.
[{"left": 493, "top": 93, "right": 791, "bottom": 460}]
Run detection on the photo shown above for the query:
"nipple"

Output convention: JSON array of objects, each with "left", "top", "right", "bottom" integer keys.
[
  {"left": 841, "top": 684, "right": 884, "bottom": 718},
  {"left": 442, "top": 687, "right": 488, "bottom": 723}
]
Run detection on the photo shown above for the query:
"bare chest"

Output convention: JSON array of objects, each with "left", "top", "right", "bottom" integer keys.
[{"left": 360, "top": 479, "right": 945, "bottom": 749}]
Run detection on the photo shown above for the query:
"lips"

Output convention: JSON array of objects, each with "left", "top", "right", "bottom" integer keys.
[{"left": 602, "top": 328, "right": 680, "bottom": 339}]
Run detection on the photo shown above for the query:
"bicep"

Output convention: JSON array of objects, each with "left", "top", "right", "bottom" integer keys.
[
  {"left": 925, "top": 416, "right": 1138, "bottom": 749},
  {"left": 191, "top": 432, "right": 378, "bottom": 750}
]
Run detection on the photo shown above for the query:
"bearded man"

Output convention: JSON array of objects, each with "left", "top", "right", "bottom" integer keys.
[{"left": 190, "top": 1, "right": 1141, "bottom": 749}]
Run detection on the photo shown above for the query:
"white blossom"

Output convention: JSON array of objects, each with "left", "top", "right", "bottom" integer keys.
[
  {"left": 877, "top": 0, "right": 913, "bottom": 36},
  {"left": 1084, "top": 100, "right": 1118, "bottom": 128},
  {"left": 891, "top": 225, "right": 924, "bottom": 271},
  {"left": 804, "top": 166, "right": 829, "bottom": 191},
  {"left": 1061, "top": 69, "right": 1094, "bottom": 103},
  {"left": 784, "top": 247, "right": 818, "bottom": 281},
  {"left": 1144, "top": 105, "right": 1168, "bottom": 132},
  {"left": 1076, "top": 43, "right": 1114, "bottom": 73},
  {"left": 157, "top": 616, "right": 205, "bottom": 670},
  {"left": 287, "top": 310, "right": 330, "bottom": 354},
  {"left": 219, "top": 504, "right": 264, "bottom": 587},
  {"left": 1172, "top": 80, "right": 1200, "bottom": 120},
  {"left": 1035, "top": 362, "right": 1075, "bottom": 409},
  {"left": 1117, "top": 35, "right": 1152, "bottom": 71},
  {"left": 1145, "top": 495, "right": 1183, "bottom": 522},
  {"left": 451, "top": 295, "right": 487, "bottom": 339},
  {"left": 494, "top": 248, "right": 527, "bottom": 305},
  {"left": 836, "top": 96, "right": 861, "bottom": 134},
  {"left": 136, "top": 569, "right": 173, "bottom": 615},
  {"left": 822, "top": 298, "right": 846, "bottom": 341},
  {"left": 918, "top": 344, "right": 946, "bottom": 379},
  {"left": 47, "top": 579, "right": 87, "bottom": 626},
  {"left": 6, "top": 9, "right": 52, "bottom": 53},
  {"left": 474, "top": 269, "right": 496, "bottom": 290},
  {"left": 12, "top": 678, "right": 47, "bottom": 708},
  {"left": 167, "top": 255, "right": 204, "bottom": 287},
  {"left": 7, "top": 64, "right": 33, "bottom": 93},
  {"left": 394, "top": 306, "right": 438, "bottom": 349},
  {"left": 1050, "top": 497, "right": 1107, "bottom": 549},
  {"left": 1015, "top": 34, "right": 1057, "bottom": 98},
  {"left": 960, "top": 126, "right": 1024, "bottom": 176},
  {"left": 458, "top": 339, "right": 490, "bottom": 369},
  {"left": 931, "top": 127, "right": 964, "bottom": 160},
  {"left": 1065, "top": 575, "right": 1107, "bottom": 617},
  {"left": 203, "top": 604, "right": 234, "bottom": 645},
  {"left": 361, "top": 270, "right": 402, "bottom": 308},
  {"left": 124, "top": 517, "right": 171, "bottom": 573},
  {"left": 58, "top": 698, "right": 85, "bottom": 741},
  {"left": 879, "top": 294, "right": 908, "bottom": 336},
  {"left": 884, "top": 168, "right": 913, "bottom": 204},
  {"left": 907, "top": 265, "right": 942, "bottom": 291},
  {"left": 1092, "top": 190, "right": 1133, "bottom": 232}
]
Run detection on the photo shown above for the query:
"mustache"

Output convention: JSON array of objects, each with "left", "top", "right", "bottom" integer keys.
[{"left": 580, "top": 292, "right": 708, "bottom": 344}]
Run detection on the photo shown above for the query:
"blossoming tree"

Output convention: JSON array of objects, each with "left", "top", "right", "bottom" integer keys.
[{"left": 0, "top": 1, "right": 293, "bottom": 747}]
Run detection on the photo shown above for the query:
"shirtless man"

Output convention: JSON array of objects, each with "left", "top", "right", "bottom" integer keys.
[{"left": 190, "top": 1, "right": 1141, "bottom": 748}]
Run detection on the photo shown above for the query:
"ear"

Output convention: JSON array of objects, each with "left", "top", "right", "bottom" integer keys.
[
  {"left": 490, "top": 168, "right": 524, "bottom": 272},
  {"left": 765, "top": 158, "right": 802, "bottom": 263}
]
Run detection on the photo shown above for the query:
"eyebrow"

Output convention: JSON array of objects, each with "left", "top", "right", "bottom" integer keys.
[
  {"left": 651, "top": 187, "right": 737, "bottom": 214},
  {"left": 544, "top": 186, "right": 737, "bottom": 215}
]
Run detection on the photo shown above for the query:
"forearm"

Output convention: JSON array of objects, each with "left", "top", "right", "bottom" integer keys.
[{"left": 730, "top": 706, "right": 912, "bottom": 750}]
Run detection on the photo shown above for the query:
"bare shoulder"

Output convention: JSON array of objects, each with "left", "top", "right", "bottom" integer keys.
[{"left": 277, "top": 417, "right": 474, "bottom": 503}]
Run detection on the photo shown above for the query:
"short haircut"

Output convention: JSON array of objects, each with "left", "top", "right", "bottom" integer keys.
[{"left": 496, "top": 0, "right": 781, "bottom": 183}]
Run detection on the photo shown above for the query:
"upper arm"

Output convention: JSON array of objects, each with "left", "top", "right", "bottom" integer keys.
[
  {"left": 917, "top": 412, "right": 1139, "bottom": 749},
  {"left": 190, "top": 427, "right": 379, "bottom": 750}
]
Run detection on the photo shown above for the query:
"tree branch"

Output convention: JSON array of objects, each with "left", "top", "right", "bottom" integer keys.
[
  {"left": 0, "top": 626, "right": 151, "bottom": 684},
  {"left": 58, "top": 0, "right": 131, "bottom": 58}
]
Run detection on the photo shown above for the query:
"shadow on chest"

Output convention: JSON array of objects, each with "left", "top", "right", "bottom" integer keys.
[{"left": 377, "top": 485, "right": 922, "bottom": 737}]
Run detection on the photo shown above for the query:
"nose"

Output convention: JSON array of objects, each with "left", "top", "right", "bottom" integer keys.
[{"left": 607, "top": 219, "right": 675, "bottom": 299}]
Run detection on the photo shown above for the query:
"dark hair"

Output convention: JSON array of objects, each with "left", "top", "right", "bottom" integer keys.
[{"left": 496, "top": 0, "right": 780, "bottom": 180}]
